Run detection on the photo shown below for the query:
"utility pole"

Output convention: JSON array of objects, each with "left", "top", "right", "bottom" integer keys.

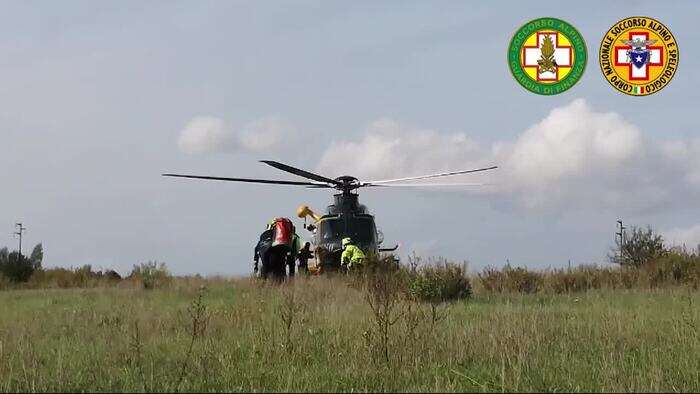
[
  {"left": 14, "top": 222, "right": 26, "bottom": 256},
  {"left": 616, "top": 220, "right": 626, "bottom": 262}
]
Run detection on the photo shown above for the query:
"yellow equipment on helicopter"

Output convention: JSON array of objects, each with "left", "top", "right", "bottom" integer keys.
[{"left": 296, "top": 205, "right": 321, "bottom": 222}]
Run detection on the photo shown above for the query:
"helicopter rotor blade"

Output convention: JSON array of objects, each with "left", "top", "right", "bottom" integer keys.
[
  {"left": 162, "top": 173, "right": 330, "bottom": 187},
  {"left": 368, "top": 183, "right": 491, "bottom": 187},
  {"left": 305, "top": 184, "right": 335, "bottom": 189},
  {"left": 364, "top": 166, "right": 498, "bottom": 185},
  {"left": 260, "top": 160, "right": 341, "bottom": 185}
]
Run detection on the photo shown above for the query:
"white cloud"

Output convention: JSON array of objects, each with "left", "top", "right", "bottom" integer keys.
[
  {"left": 503, "top": 99, "right": 642, "bottom": 188},
  {"left": 317, "top": 117, "right": 485, "bottom": 180},
  {"left": 177, "top": 115, "right": 292, "bottom": 155},
  {"left": 660, "top": 138, "right": 700, "bottom": 186},
  {"left": 177, "top": 116, "right": 230, "bottom": 154},
  {"left": 663, "top": 224, "right": 700, "bottom": 250},
  {"left": 497, "top": 98, "right": 646, "bottom": 209},
  {"left": 315, "top": 99, "right": 700, "bottom": 212},
  {"left": 238, "top": 117, "right": 290, "bottom": 153}
]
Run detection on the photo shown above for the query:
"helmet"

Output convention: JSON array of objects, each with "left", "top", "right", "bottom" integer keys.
[{"left": 342, "top": 237, "right": 352, "bottom": 248}]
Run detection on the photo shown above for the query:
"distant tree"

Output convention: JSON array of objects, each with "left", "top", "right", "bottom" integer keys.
[
  {"left": 0, "top": 243, "right": 43, "bottom": 282},
  {"left": 0, "top": 251, "right": 34, "bottom": 282},
  {"left": 613, "top": 226, "right": 666, "bottom": 268},
  {"left": 104, "top": 270, "right": 122, "bottom": 280},
  {"left": 30, "top": 243, "right": 43, "bottom": 271}
]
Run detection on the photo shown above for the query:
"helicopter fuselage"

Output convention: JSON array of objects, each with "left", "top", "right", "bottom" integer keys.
[{"left": 306, "top": 192, "right": 380, "bottom": 268}]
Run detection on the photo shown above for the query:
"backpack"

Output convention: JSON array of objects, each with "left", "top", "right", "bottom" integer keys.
[{"left": 271, "top": 218, "right": 295, "bottom": 248}]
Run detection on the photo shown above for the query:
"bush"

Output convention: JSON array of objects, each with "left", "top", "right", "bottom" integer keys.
[
  {"left": 346, "top": 254, "right": 402, "bottom": 289},
  {"left": 540, "top": 265, "right": 645, "bottom": 293},
  {"left": 0, "top": 251, "right": 35, "bottom": 282},
  {"left": 477, "top": 252, "right": 700, "bottom": 295},
  {"left": 28, "top": 268, "right": 80, "bottom": 288},
  {"left": 542, "top": 265, "right": 602, "bottom": 293},
  {"left": 353, "top": 256, "right": 472, "bottom": 303},
  {"left": 129, "top": 261, "right": 172, "bottom": 290},
  {"left": 26, "top": 265, "right": 124, "bottom": 288},
  {"left": 0, "top": 244, "right": 43, "bottom": 283},
  {"left": 408, "top": 261, "right": 472, "bottom": 303},
  {"left": 478, "top": 264, "right": 541, "bottom": 294},
  {"left": 643, "top": 250, "right": 700, "bottom": 289}
]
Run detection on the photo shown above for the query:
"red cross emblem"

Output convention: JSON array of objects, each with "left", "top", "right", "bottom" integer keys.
[
  {"left": 614, "top": 32, "right": 663, "bottom": 81},
  {"left": 521, "top": 31, "right": 573, "bottom": 81}
]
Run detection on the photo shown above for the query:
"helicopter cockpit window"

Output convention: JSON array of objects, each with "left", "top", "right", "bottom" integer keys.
[
  {"left": 319, "top": 217, "right": 375, "bottom": 244},
  {"left": 320, "top": 219, "right": 343, "bottom": 240},
  {"left": 348, "top": 217, "right": 375, "bottom": 244}
]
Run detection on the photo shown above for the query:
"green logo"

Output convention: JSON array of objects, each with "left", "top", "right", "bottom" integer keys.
[{"left": 508, "top": 17, "right": 587, "bottom": 95}]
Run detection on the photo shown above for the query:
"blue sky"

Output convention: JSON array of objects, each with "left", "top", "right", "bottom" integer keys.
[{"left": 1, "top": 1, "right": 698, "bottom": 275}]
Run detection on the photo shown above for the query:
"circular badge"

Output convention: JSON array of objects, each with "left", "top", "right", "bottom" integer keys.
[
  {"left": 599, "top": 16, "right": 679, "bottom": 96},
  {"left": 508, "top": 17, "right": 587, "bottom": 95}
]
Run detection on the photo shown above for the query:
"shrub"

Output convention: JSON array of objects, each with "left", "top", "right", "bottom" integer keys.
[
  {"left": 643, "top": 250, "right": 700, "bottom": 289},
  {"left": 129, "top": 261, "right": 171, "bottom": 290},
  {"left": 104, "top": 269, "right": 122, "bottom": 280},
  {"left": 478, "top": 264, "right": 541, "bottom": 294},
  {"left": 347, "top": 254, "right": 402, "bottom": 290},
  {"left": 0, "top": 251, "right": 35, "bottom": 282},
  {"left": 542, "top": 265, "right": 600, "bottom": 293},
  {"left": 540, "top": 265, "right": 645, "bottom": 293},
  {"left": 75, "top": 264, "right": 98, "bottom": 285},
  {"left": 477, "top": 252, "right": 700, "bottom": 295},
  {"left": 0, "top": 244, "right": 43, "bottom": 283},
  {"left": 28, "top": 268, "right": 80, "bottom": 288},
  {"left": 361, "top": 256, "right": 405, "bottom": 363},
  {"left": 408, "top": 261, "right": 472, "bottom": 303},
  {"left": 353, "top": 256, "right": 472, "bottom": 303},
  {"left": 26, "top": 265, "right": 122, "bottom": 288}
]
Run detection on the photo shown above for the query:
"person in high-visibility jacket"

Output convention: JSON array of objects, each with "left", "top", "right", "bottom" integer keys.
[{"left": 341, "top": 237, "right": 365, "bottom": 269}]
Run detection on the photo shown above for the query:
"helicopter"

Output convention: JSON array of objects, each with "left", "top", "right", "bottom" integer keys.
[{"left": 163, "top": 160, "right": 497, "bottom": 273}]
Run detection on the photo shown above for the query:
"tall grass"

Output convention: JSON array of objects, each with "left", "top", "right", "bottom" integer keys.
[
  {"left": 0, "top": 275, "right": 698, "bottom": 392},
  {"left": 9, "top": 262, "right": 170, "bottom": 290},
  {"left": 0, "top": 254, "right": 698, "bottom": 391},
  {"left": 477, "top": 251, "right": 700, "bottom": 295}
]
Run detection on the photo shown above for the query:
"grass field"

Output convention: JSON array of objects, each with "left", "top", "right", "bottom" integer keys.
[{"left": 0, "top": 276, "right": 699, "bottom": 392}]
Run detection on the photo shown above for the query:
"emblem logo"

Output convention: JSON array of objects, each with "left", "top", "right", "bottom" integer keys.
[
  {"left": 508, "top": 17, "right": 587, "bottom": 95},
  {"left": 599, "top": 17, "right": 679, "bottom": 96}
]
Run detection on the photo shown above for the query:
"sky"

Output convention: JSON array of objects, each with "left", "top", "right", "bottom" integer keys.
[{"left": 1, "top": 1, "right": 699, "bottom": 276}]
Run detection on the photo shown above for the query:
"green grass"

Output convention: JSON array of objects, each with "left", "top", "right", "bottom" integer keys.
[{"left": 0, "top": 277, "right": 698, "bottom": 392}]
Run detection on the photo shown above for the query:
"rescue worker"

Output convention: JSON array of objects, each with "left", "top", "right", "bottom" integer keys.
[
  {"left": 341, "top": 237, "right": 365, "bottom": 271},
  {"left": 253, "top": 226, "right": 273, "bottom": 275},
  {"left": 297, "top": 242, "right": 313, "bottom": 273},
  {"left": 288, "top": 232, "right": 301, "bottom": 277}
]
